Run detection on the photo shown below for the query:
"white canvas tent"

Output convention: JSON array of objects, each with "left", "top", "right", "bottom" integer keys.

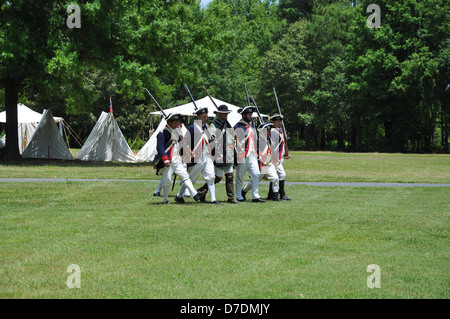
[
  {"left": 149, "top": 96, "right": 268, "bottom": 128},
  {"left": 77, "top": 111, "right": 136, "bottom": 162},
  {"left": 0, "top": 104, "right": 63, "bottom": 153},
  {"left": 22, "top": 109, "right": 74, "bottom": 160},
  {"left": 136, "top": 95, "right": 268, "bottom": 162},
  {"left": 135, "top": 118, "right": 167, "bottom": 163}
]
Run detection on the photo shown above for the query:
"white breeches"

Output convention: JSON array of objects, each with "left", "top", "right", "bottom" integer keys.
[
  {"left": 235, "top": 154, "right": 261, "bottom": 200},
  {"left": 243, "top": 163, "right": 279, "bottom": 193}
]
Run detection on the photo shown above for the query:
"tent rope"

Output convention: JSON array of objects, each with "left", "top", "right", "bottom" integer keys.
[
  {"left": 130, "top": 110, "right": 152, "bottom": 150},
  {"left": 61, "top": 120, "right": 72, "bottom": 150},
  {"left": 62, "top": 119, "right": 85, "bottom": 148}
]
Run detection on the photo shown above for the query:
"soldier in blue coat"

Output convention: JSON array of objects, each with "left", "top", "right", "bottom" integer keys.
[{"left": 156, "top": 113, "right": 206, "bottom": 204}]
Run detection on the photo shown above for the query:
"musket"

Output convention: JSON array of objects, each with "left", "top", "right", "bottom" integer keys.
[
  {"left": 184, "top": 84, "right": 199, "bottom": 112},
  {"left": 172, "top": 174, "right": 177, "bottom": 191},
  {"left": 145, "top": 88, "right": 167, "bottom": 118},
  {"left": 146, "top": 88, "right": 194, "bottom": 164},
  {"left": 273, "top": 87, "right": 290, "bottom": 158},
  {"left": 202, "top": 86, "right": 219, "bottom": 110},
  {"left": 244, "top": 83, "right": 251, "bottom": 106},
  {"left": 250, "top": 95, "right": 265, "bottom": 125},
  {"left": 184, "top": 84, "right": 213, "bottom": 142}
]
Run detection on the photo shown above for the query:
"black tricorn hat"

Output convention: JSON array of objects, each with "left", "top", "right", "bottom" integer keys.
[
  {"left": 194, "top": 107, "right": 208, "bottom": 115},
  {"left": 270, "top": 113, "right": 284, "bottom": 121},
  {"left": 238, "top": 106, "right": 255, "bottom": 114},
  {"left": 258, "top": 122, "right": 274, "bottom": 131},
  {"left": 214, "top": 104, "right": 232, "bottom": 114},
  {"left": 165, "top": 113, "right": 183, "bottom": 121}
]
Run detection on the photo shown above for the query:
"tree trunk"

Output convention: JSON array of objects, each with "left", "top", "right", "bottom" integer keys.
[
  {"left": 445, "top": 117, "right": 449, "bottom": 153},
  {"left": 352, "top": 114, "right": 362, "bottom": 152},
  {"left": 441, "top": 111, "right": 445, "bottom": 151},
  {"left": 320, "top": 128, "right": 325, "bottom": 150},
  {"left": 305, "top": 125, "right": 312, "bottom": 150},
  {"left": 384, "top": 119, "right": 393, "bottom": 152},
  {"left": 2, "top": 77, "right": 22, "bottom": 160},
  {"left": 337, "top": 124, "right": 345, "bottom": 152}
]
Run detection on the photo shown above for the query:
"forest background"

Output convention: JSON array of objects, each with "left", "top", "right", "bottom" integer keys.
[{"left": 1, "top": 0, "right": 448, "bottom": 155}]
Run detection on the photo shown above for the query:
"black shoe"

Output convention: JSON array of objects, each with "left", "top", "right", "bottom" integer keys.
[
  {"left": 271, "top": 192, "right": 281, "bottom": 201},
  {"left": 193, "top": 189, "right": 207, "bottom": 201},
  {"left": 252, "top": 198, "right": 266, "bottom": 203},
  {"left": 175, "top": 196, "right": 185, "bottom": 204},
  {"left": 163, "top": 200, "right": 169, "bottom": 204},
  {"left": 210, "top": 200, "right": 222, "bottom": 205},
  {"left": 153, "top": 192, "right": 161, "bottom": 197},
  {"left": 281, "top": 195, "right": 291, "bottom": 201},
  {"left": 241, "top": 190, "right": 247, "bottom": 201},
  {"left": 237, "top": 198, "right": 246, "bottom": 202}
]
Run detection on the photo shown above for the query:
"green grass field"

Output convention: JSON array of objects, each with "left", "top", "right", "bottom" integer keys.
[
  {"left": 0, "top": 152, "right": 449, "bottom": 298},
  {"left": 1, "top": 151, "right": 449, "bottom": 183}
]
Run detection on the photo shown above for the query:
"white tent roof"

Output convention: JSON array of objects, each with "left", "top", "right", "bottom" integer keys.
[
  {"left": 0, "top": 103, "right": 62, "bottom": 123},
  {"left": 77, "top": 112, "right": 136, "bottom": 163},
  {"left": 150, "top": 96, "right": 268, "bottom": 128},
  {"left": 22, "top": 109, "right": 73, "bottom": 160},
  {"left": 135, "top": 119, "right": 187, "bottom": 163}
]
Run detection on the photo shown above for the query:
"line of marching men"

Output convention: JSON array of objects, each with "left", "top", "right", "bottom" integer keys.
[{"left": 153, "top": 104, "right": 291, "bottom": 204}]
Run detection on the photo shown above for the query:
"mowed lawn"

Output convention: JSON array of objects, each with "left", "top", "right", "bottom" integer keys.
[
  {"left": 0, "top": 152, "right": 449, "bottom": 298},
  {"left": 1, "top": 151, "right": 449, "bottom": 183}
]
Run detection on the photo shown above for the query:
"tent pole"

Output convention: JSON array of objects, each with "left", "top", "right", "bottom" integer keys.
[{"left": 149, "top": 114, "right": 152, "bottom": 136}]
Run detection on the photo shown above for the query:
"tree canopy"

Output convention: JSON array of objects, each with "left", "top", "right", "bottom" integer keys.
[{"left": 1, "top": 0, "right": 448, "bottom": 158}]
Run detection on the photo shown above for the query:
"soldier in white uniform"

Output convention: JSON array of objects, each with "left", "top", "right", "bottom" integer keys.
[
  {"left": 269, "top": 113, "right": 291, "bottom": 201},
  {"left": 234, "top": 106, "right": 265, "bottom": 203},
  {"left": 156, "top": 113, "right": 206, "bottom": 204},
  {"left": 196, "top": 104, "right": 238, "bottom": 204},
  {"left": 176, "top": 107, "right": 219, "bottom": 204},
  {"left": 242, "top": 123, "right": 281, "bottom": 201}
]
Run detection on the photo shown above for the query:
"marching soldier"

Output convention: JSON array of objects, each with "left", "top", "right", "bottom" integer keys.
[
  {"left": 241, "top": 123, "right": 281, "bottom": 201},
  {"left": 176, "top": 107, "right": 219, "bottom": 204},
  {"left": 156, "top": 113, "right": 206, "bottom": 204},
  {"left": 153, "top": 120, "right": 190, "bottom": 197},
  {"left": 196, "top": 104, "right": 238, "bottom": 204},
  {"left": 269, "top": 113, "right": 291, "bottom": 201},
  {"left": 234, "top": 106, "right": 265, "bottom": 202}
]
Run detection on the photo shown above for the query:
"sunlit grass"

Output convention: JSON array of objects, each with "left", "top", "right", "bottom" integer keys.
[{"left": 0, "top": 181, "right": 448, "bottom": 298}]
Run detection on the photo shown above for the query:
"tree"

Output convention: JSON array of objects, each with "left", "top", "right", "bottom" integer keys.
[
  {"left": 1, "top": 0, "right": 213, "bottom": 155},
  {"left": 258, "top": 20, "right": 313, "bottom": 145},
  {"left": 0, "top": 0, "right": 124, "bottom": 159},
  {"left": 346, "top": 0, "right": 448, "bottom": 152},
  {"left": 202, "top": 0, "right": 285, "bottom": 106},
  {"left": 278, "top": 0, "right": 314, "bottom": 23}
]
